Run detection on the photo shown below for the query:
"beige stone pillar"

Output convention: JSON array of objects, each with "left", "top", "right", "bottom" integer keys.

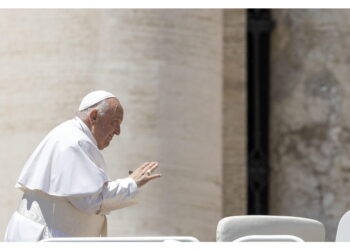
[
  {"left": 100, "top": 10, "right": 224, "bottom": 241},
  {"left": 270, "top": 9, "right": 350, "bottom": 240},
  {"left": 223, "top": 9, "right": 247, "bottom": 217}
]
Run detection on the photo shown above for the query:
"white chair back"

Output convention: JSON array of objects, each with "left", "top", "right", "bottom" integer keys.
[
  {"left": 216, "top": 215, "right": 325, "bottom": 242},
  {"left": 41, "top": 236, "right": 199, "bottom": 242},
  {"left": 234, "top": 235, "right": 303, "bottom": 242},
  {"left": 336, "top": 210, "right": 350, "bottom": 242}
]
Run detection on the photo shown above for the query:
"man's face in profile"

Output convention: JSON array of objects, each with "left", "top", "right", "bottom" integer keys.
[{"left": 92, "top": 99, "right": 124, "bottom": 150}]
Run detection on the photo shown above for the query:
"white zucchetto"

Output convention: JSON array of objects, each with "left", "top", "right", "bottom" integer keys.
[{"left": 78, "top": 90, "right": 116, "bottom": 111}]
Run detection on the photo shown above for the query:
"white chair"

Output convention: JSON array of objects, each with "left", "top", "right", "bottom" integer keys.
[
  {"left": 336, "top": 210, "right": 350, "bottom": 241},
  {"left": 41, "top": 236, "right": 199, "bottom": 242},
  {"left": 234, "top": 235, "right": 303, "bottom": 242},
  {"left": 216, "top": 215, "right": 325, "bottom": 242}
]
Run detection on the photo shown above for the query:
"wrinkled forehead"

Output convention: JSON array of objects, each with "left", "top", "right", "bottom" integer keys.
[
  {"left": 114, "top": 103, "right": 124, "bottom": 120},
  {"left": 108, "top": 98, "right": 123, "bottom": 120}
]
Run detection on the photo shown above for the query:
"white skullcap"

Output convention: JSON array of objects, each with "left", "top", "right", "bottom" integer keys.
[{"left": 78, "top": 90, "right": 116, "bottom": 111}]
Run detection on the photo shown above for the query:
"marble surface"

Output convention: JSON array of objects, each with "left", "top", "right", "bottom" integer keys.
[
  {"left": 270, "top": 9, "right": 350, "bottom": 241},
  {"left": 223, "top": 9, "right": 247, "bottom": 217}
]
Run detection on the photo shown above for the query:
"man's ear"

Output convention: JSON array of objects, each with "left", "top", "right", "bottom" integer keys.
[{"left": 89, "top": 109, "right": 98, "bottom": 124}]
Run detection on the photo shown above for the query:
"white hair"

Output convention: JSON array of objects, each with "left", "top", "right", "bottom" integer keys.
[{"left": 77, "top": 98, "right": 113, "bottom": 118}]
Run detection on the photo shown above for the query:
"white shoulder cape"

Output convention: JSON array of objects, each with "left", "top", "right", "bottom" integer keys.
[{"left": 16, "top": 118, "right": 109, "bottom": 197}]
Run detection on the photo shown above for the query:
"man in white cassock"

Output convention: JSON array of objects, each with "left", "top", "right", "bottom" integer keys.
[{"left": 4, "top": 90, "right": 161, "bottom": 241}]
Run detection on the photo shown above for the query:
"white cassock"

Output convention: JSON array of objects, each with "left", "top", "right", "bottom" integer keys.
[{"left": 4, "top": 117, "right": 138, "bottom": 241}]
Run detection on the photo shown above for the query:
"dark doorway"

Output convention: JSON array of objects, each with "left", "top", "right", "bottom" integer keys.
[{"left": 247, "top": 9, "right": 275, "bottom": 215}]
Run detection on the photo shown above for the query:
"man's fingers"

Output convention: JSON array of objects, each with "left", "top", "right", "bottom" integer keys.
[
  {"left": 149, "top": 163, "right": 159, "bottom": 172},
  {"left": 140, "top": 162, "right": 150, "bottom": 170},
  {"left": 134, "top": 162, "right": 160, "bottom": 181},
  {"left": 144, "top": 162, "right": 159, "bottom": 173},
  {"left": 147, "top": 174, "right": 161, "bottom": 180}
]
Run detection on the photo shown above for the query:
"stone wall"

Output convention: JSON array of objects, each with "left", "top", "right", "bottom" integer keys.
[
  {"left": 0, "top": 9, "right": 246, "bottom": 241},
  {"left": 223, "top": 9, "right": 246, "bottom": 217},
  {"left": 270, "top": 9, "right": 350, "bottom": 241}
]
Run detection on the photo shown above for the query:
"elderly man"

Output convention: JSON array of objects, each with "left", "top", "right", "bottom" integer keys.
[{"left": 4, "top": 90, "right": 161, "bottom": 241}]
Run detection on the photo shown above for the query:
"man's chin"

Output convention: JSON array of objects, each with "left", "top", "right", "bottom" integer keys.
[
  {"left": 97, "top": 143, "right": 108, "bottom": 150},
  {"left": 100, "top": 141, "right": 111, "bottom": 150}
]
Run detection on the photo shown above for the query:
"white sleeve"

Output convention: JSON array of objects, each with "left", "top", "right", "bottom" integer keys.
[{"left": 67, "top": 177, "right": 139, "bottom": 215}]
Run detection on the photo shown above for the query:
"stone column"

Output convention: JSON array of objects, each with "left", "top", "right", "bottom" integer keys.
[
  {"left": 99, "top": 10, "right": 223, "bottom": 241},
  {"left": 270, "top": 9, "right": 350, "bottom": 240},
  {"left": 223, "top": 9, "right": 247, "bottom": 217}
]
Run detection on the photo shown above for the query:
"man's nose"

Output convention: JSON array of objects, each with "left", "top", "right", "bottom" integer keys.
[{"left": 114, "top": 126, "right": 120, "bottom": 135}]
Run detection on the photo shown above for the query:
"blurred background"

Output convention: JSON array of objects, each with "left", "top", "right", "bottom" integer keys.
[{"left": 0, "top": 9, "right": 348, "bottom": 241}]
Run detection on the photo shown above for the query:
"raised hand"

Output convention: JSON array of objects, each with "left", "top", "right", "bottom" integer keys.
[{"left": 129, "top": 162, "right": 161, "bottom": 187}]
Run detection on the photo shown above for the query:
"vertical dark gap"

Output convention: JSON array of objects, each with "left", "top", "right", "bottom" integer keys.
[{"left": 247, "top": 9, "right": 275, "bottom": 215}]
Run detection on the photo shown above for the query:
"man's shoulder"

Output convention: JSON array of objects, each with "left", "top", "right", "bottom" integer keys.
[{"left": 48, "top": 119, "right": 94, "bottom": 148}]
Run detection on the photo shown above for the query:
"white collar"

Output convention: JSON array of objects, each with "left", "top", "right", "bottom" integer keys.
[{"left": 74, "top": 117, "right": 97, "bottom": 146}]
